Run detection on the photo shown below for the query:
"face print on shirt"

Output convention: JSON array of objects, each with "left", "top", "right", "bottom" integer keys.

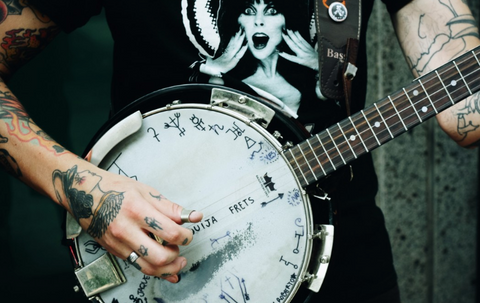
[{"left": 181, "top": 0, "right": 319, "bottom": 114}]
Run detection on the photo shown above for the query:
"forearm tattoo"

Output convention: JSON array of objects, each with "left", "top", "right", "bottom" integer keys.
[
  {"left": 455, "top": 94, "right": 480, "bottom": 146},
  {"left": 0, "top": 89, "right": 67, "bottom": 176},
  {"left": 406, "top": 1, "right": 479, "bottom": 75},
  {"left": 0, "top": 0, "right": 59, "bottom": 79},
  {"left": 52, "top": 165, "right": 124, "bottom": 239},
  {"left": 0, "top": 1, "right": 63, "bottom": 175},
  {"left": 399, "top": 1, "right": 480, "bottom": 144}
]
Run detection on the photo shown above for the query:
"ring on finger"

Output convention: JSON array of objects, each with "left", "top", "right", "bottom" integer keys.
[
  {"left": 127, "top": 251, "right": 142, "bottom": 270},
  {"left": 127, "top": 251, "right": 139, "bottom": 263},
  {"left": 180, "top": 209, "right": 195, "bottom": 223}
]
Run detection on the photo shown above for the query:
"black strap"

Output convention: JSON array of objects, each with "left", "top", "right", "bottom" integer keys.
[{"left": 315, "top": 0, "right": 362, "bottom": 112}]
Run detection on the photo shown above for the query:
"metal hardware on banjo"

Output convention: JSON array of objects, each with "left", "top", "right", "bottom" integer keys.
[
  {"left": 66, "top": 84, "right": 334, "bottom": 303},
  {"left": 66, "top": 45, "right": 480, "bottom": 302}
]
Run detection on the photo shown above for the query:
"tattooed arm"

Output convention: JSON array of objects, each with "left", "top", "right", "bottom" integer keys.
[
  {"left": 0, "top": 1, "right": 202, "bottom": 282},
  {"left": 391, "top": 0, "right": 480, "bottom": 147}
]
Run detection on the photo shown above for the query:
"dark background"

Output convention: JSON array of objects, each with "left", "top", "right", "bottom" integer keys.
[{"left": 1, "top": 3, "right": 479, "bottom": 303}]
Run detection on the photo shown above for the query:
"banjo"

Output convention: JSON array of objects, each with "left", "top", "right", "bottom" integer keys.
[{"left": 65, "top": 45, "right": 480, "bottom": 303}]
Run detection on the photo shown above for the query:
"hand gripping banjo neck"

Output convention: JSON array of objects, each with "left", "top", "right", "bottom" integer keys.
[{"left": 285, "top": 46, "right": 480, "bottom": 188}]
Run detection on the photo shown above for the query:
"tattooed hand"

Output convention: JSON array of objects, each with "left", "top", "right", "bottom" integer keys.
[{"left": 52, "top": 164, "right": 203, "bottom": 282}]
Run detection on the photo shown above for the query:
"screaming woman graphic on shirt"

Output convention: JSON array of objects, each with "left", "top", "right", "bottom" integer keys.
[{"left": 184, "top": 0, "right": 319, "bottom": 115}]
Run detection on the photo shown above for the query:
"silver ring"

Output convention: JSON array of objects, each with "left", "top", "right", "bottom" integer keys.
[
  {"left": 127, "top": 251, "right": 139, "bottom": 264},
  {"left": 180, "top": 209, "right": 195, "bottom": 223}
]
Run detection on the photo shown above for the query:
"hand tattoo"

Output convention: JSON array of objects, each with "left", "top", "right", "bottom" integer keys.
[
  {"left": 139, "top": 245, "right": 149, "bottom": 257},
  {"left": 145, "top": 217, "right": 162, "bottom": 230},
  {"left": 150, "top": 192, "right": 165, "bottom": 201},
  {"left": 52, "top": 165, "right": 124, "bottom": 239}
]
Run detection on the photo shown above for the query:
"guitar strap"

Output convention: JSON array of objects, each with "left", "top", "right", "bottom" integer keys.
[{"left": 314, "top": 0, "right": 362, "bottom": 116}]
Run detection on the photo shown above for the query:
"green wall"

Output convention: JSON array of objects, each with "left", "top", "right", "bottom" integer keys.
[{"left": 0, "top": 13, "right": 112, "bottom": 302}]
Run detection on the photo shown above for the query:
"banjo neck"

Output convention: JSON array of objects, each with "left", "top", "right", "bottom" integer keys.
[{"left": 285, "top": 46, "right": 480, "bottom": 188}]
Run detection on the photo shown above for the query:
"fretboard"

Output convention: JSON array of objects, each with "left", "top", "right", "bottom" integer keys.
[{"left": 285, "top": 46, "right": 480, "bottom": 188}]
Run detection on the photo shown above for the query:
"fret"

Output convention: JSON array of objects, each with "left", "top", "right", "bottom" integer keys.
[
  {"left": 418, "top": 79, "right": 438, "bottom": 114},
  {"left": 329, "top": 125, "right": 357, "bottom": 162},
  {"left": 363, "top": 103, "right": 400, "bottom": 145},
  {"left": 430, "top": 68, "right": 463, "bottom": 113},
  {"left": 388, "top": 96, "right": 408, "bottom": 131},
  {"left": 402, "top": 87, "right": 423, "bottom": 122},
  {"left": 283, "top": 46, "right": 480, "bottom": 189},
  {"left": 349, "top": 116, "right": 369, "bottom": 152},
  {"left": 361, "top": 109, "right": 381, "bottom": 146},
  {"left": 306, "top": 138, "right": 327, "bottom": 176},
  {"left": 373, "top": 103, "right": 393, "bottom": 138},
  {"left": 474, "top": 50, "right": 480, "bottom": 66},
  {"left": 309, "top": 134, "right": 337, "bottom": 172},
  {"left": 435, "top": 70, "right": 455, "bottom": 106},
  {"left": 316, "top": 134, "right": 336, "bottom": 171},
  {"left": 326, "top": 128, "right": 346, "bottom": 165},
  {"left": 299, "top": 145, "right": 318, "bottom": 182},
  {"left": 453, "top": 60, "right": 473, "bottom": 95},
  {"left": 337, "top": 122, "right": 357, "bottom": 159},
  {"left": 279, "top": 46, "right": 480, "bottom": 189},
  {"left": 288, "top": 147, "right": 309, "bottom": 185}
]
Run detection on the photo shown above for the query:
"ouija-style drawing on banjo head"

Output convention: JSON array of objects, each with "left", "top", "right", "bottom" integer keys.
[
  {"left": 67, "top": 84, "right": 333, "bottom": 303},
  {"left": 65, "top": 46, "right": 480, "bottom": 302}
]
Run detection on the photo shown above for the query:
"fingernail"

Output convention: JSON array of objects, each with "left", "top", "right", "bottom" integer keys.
[
  {"left": 190, "top": 210, "right": 203, "bottom": 222},
  {"left": 181, "top": 258, "right": 187, "bottom": 269},
  {"left": 165, "top": 275, "right": 179, "bottom": 283},
  {"left": 182, "top": 209, "right": 203, "bottom": 223}
]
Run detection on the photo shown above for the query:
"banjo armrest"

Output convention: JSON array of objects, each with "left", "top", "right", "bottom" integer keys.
[{"left": 74, "top": 252, "right": 126, "bottom": 299}]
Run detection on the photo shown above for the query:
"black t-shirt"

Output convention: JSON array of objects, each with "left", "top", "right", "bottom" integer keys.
[
  {"left": 28, "top": 0, "right": 411, "bottom": 208},
  {"left": 28, "top": 0, "right": 411, "bottom": 301},
  {"left": 29, "top": 0, "right": 409, "bottom": 114}
]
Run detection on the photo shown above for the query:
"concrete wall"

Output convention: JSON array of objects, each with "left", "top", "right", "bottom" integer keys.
[
  {"left": 0, "top": 2, "right": 478, "bottom": 302},
  {"left": 366, "top": 1, "right": 479, "bottom": 302}
]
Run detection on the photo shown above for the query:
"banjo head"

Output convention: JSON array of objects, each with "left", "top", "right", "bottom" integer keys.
[{"left": 68, "top": 84, "right": 333, "bottom": 303}]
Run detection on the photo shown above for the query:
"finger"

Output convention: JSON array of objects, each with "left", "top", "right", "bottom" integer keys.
[
  {"left": 282, "top": 33, "right": 304, "bottom": 56},
  {"left": 235, "top": 44, "right": 248, "bottom": 60},
  {"left": 140, "top": 256, "right": 187, "bottom": 283},
  {"left": 143, "top": 212, "right": 194, "bottom": 246},
  {"left": 181, "top": 208, "right": 203, "bottom": 223},
  {"left": 278, "top": 51, "right": 301, "bottom": 64},
  {"left": 226, "top": 31, "right": 247, "bottom": 59},
  {"left": 122, "top": 236, "right": 187, "bottom": 280},
  {"left": 283, "top": 36, "right": 305, "bottom": 55},
  {"left": 287, "top": 29, "right": 311, "bottom": 51},
  {"left": 283, "top": 30, "right": 312, "bottom": 56},
  {"left": 147, "top": 191, "right": 203, "bottom": 225}
]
